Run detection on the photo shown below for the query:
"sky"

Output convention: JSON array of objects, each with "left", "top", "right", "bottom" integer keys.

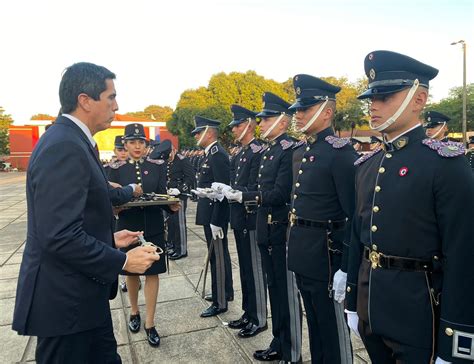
[{"left": 1, "top": 0, "right": 473, "bottom": 123}]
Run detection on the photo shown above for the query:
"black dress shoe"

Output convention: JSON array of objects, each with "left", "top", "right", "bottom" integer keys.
[
  {"left": 120, "top": 280, "right": 127, "bottom": 292},
  {"left": 238, "top": 322, "right": 268, "bottom": 338},
  {"left": 128, "top": 313, "right": 141, "bottom": 333},
  {"left": 204, "top": 294, "right": 234, "bottom": 302},
  {"left": 228, "top": 316, "right": 249, "bottom": 329},
  {"left": 169, "top": 252, "right": 188, "bottom": 260},
  {"left": 253, "top": 347, "right": 282, "bottom": 361},
  {"left": 200, "top": 305, "right": 227, "bottom": 317},
  {"left": 144, "top": 326, "right": 161, "bottom": 347}
]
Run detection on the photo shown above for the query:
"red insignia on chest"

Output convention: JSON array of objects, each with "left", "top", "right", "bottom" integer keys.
[
  {"left": 399, "top": 167, "right": 408, "bottom": 177},
  {"left": 144, "top": 170, "right": 149, "bottom": 175}
]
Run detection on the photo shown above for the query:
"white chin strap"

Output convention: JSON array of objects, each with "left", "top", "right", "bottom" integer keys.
[
  {"left": 262, "top": 113, "right": 285, "bottom": 139},
  {"left": 196, "top": 126, "right": 209, "bottom": 147},
  {"left": 430, "top": 122, "right": 446, "bottom": 140},
  {"left": 369, "top": 79, "right": 420, "bottom": 132},
  {"left": 237, "top": 119, "right": 251, "bottom": 142},
  {"left": 298, "top": 98, "right": 329, "bottom": 133}
]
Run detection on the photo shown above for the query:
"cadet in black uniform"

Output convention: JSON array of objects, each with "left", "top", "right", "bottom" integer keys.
[
  {"left": 216, "top": 105, "right": 268, "bottom": 338},
  {"left": 103, "top": 135, "right": 128, "bottom": 177},
  {"left": 467, "top": 136, "right": 474, "bottom": 172},
  {"left": 424, "top": 110, "right": 451, "bottom": 142},
  {"left": 109, "top": 123, "right": 180, "bottom": 348},
  {"left": 346, "top": 50, "right": 474, "bottom": 364},
  {"left": 227, "top": 93, "right": 302, "bottom": 362},
  {"left": 287, "top": 74, "right": 357, "bottom": 363},
  {"left": 191, "top": 116, "right": 234, "bottom": 317},
  {"left": 151, "top": 139, "right": 195, "bottom": 260}
]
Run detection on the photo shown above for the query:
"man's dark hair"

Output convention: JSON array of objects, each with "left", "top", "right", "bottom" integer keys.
[{"left": 59, "top": 62, "right": 116, "bottom": 114}]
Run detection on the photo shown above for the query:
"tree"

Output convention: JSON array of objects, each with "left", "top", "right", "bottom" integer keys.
[
  {"left": 0, "top": 107, "right": 14, "bottom": 155},
  {"left": 31, "top": 113, "right": 55, "bottom": 120},
  {"left": 168, "top": 71, "right": 293, "bottom": 147},
  {"left": 126, "top": 105, "right": 173, "bottom": 122},
  {"left": 426, "top": 83, "right": 474, "bottom": 133}
]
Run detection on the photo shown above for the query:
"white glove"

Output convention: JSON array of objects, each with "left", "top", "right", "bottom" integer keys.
[
  {"left": 206, "top": 189, "right": 225, "bottom": 202},
  {"left": 345, "top": 310, "right": 360, "bottom": 338},
  {"left": 167, "top": 188, "right": 181, "bottom": 196},
  {"left": 434, "top": 357, "right": 451, "bottom": 364},
  {"left": 211, "top": 182, "right": 232, "bottom": 195},
  {"left": 191, "top": 188, "right": 210, "bottom": 198},
  {"left": 224, "top": 189, "right": 243, "bottom": 203},
  {"left": 333, "top": 269, "right": 347, "bottom": 303},
  {"left": 210, "top": 224, "right": 224, "bottom": 240}
]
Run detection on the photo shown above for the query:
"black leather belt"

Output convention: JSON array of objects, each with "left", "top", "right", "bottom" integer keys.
[
  {"left": 364, "top": 247, "right": 433, "bottom": 272},
  {"left": 290, "top": 213, "right": 346, "bottom": 230}
]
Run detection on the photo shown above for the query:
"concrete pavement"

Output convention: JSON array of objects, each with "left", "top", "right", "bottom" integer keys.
[{"left": 0, "top": 172, "right": 370, "bottom": 363}]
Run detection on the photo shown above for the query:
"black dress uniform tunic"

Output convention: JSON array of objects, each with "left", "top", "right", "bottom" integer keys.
[
  {"left": 109, "top": 157, "right": 171, "bottom": 275},
  {"left": 466, "top": 148, "right": 474, "bottom": 172},
  {"left": 166, "top": 153, "right": 195, "bottom": 256},
  {"left": 242, "top": 133, "right": 302, "bottom": 363},
  {"left": 195, "top": 142, "right": 233, "bottom": 308},
  {"left": 287, "top": 127, "right": 357, "bottom": 364},
  {"left": 346, "top": 126, "right": 474, "bottom": 363},
  {"left": 230, "top": 139, "right": 267, "bottom": 329}
]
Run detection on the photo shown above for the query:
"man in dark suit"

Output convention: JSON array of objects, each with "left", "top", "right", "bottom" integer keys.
[{"left": 12, "top": 62, "right": 160, "bottom": 364}]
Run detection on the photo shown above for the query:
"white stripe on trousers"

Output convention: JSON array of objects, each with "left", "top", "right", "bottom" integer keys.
[
  {"left": 178, "top": 204, "right": 187, "bottom": 254},
  {"left": 214, "top": 238, "right": 226, "bottom": 308},
  {"left": 333, "top": 300, "right": 352, "bottom": 363},
  {"left": 286, "top": 266, "right": 302, "bottom": 362},
  {"left": 249, "top": 230, "right": 267, "bottom": 327}
]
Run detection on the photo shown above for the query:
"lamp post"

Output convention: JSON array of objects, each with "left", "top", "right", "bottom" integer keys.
[{"left": 451, "top": 40, "right": 467, "bottom": 145}]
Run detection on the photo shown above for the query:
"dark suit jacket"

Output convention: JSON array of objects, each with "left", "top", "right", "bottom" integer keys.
[{"left": 12, "top": 116, "right": 126, "bottom": 337}]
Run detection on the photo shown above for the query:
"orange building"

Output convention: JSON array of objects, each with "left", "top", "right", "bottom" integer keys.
[{"left": 8, "top": 114, "right": 178, "bottom": 170}]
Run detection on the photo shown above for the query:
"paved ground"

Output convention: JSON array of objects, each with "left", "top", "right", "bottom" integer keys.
[{"left": 0, "top": 172, "right": 370, "bottom": 363}]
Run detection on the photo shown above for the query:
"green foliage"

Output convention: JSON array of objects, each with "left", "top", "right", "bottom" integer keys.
[
  {"left": 0, "top": 107, "right": 13, "bottom": 155},
  {"left": 30, "top": 113, "right": 54, "bottom": 120},
  {"left": 169, "top": 71, "right": 293, "bottom": 147},
  {"left": 426, "top": 83, "right": 474, "bottom": 133},
  {"left": 126, "top": 105, "right": 173, "bottom": 122}
]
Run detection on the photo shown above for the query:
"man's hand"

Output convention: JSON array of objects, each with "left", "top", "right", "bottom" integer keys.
[
  {"left": 109, "top": 181, "right": 122, "bottom": 189},
  {"left": 169, "top": 202, "right": 181, "bottom": 212},
  {"left": 167, "top": 188, "right": 181, "bottom": 196},
  {"left": 345, "top": 310, "right": 360, "bottom": 338},
  {"left": 124, "top": 245, "right": 160, "bottom": 274},
  {"left": 210, "top": 224, "right": 224, "bottom": 240},
  {"left": 114, "top": 229, "right": 143, "bottom": 248},
  {"left": 333, "top": 269, "right": 347, "bottom": 303},
  {"left": 224, "top": 189, "right": 243, "bottom": 203},
  {"left": 133, "top": 184, "right": 143, "bottom": 197}
]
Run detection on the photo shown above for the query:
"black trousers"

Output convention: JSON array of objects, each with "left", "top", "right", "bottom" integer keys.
[
  {"left": 234, "top": 229, "right": 267, "bottom": 327},
  {"left": 167, "top": 198, "right": 188, "bottom": 255},
  {"left": 36, "top": 310, "right": 120, "bottom": 364},
  {"left": 296, "top": 274, "right": 352, "bottom": 364},
  {"left": 203, "top": 224, "right": 233, "bottom": 309},
  {"left": 359, "top": 319, "right": 433, "bottom": 364},
  {"left": 259, "top": 242, "right": 302, "bottom": 362}
]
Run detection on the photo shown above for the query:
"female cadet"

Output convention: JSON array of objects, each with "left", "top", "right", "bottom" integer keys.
[{"left": 108, "top": 123, "right": 179, "bottom": 347}]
